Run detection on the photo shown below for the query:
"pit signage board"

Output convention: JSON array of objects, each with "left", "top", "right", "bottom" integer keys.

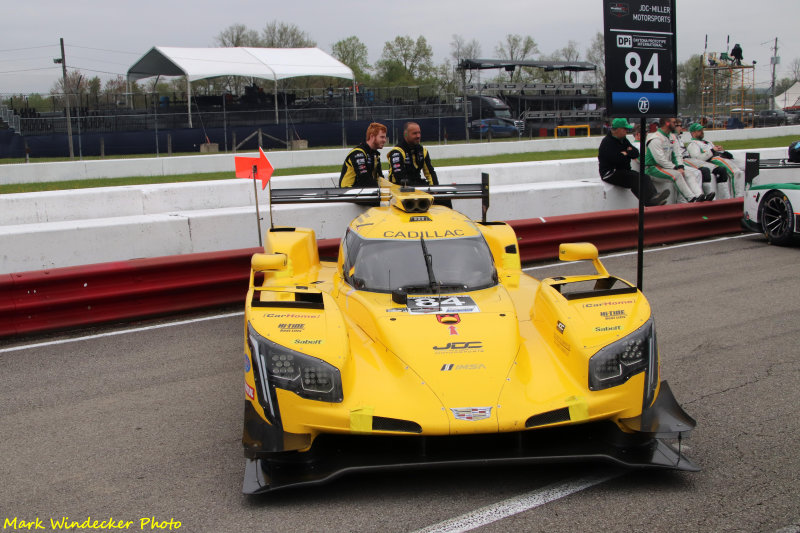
[{"left": 603, "top": 0, "right": 677, "bottom": 117}]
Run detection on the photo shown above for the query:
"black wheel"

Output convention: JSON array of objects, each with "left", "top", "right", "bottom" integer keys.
[{"left": 760, "top": 191, "right": 795, "bottom": 245}]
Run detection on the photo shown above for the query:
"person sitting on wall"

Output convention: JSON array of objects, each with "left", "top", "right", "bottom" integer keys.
[
  {"left": 644, "top": 117, "right": 707, "bottom": 203},
  {"left": 598, "top": 118, "right": 669, "bottom": 206},
  {"left": 686, "top": 123, "right": 746, "bottom": 197},
  {"left": 674, "top": 120, "right": 726, "bottom": 199},
  {"left": 339, "top": 122, "right": 387, "bottom": 188}
]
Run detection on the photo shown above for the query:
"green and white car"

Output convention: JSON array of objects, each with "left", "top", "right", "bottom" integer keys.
[{"left": 743, "top": 153, "right": 800, "bottom": 245}]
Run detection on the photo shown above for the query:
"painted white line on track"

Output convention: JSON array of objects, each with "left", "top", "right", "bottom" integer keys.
[
  {"left": 3, "top": 233, "right": 756, "bottom": 353},
  {"left": 523, "top": 233, "right": 755, "bottom": 271},
  {"left": 0, "top": 311, "right": 243, "bottom": 353},
  {"left": 412, "top": 469, "right": 623, "bottom": 533}
]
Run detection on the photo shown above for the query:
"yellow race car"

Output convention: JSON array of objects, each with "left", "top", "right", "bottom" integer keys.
[{"left": 242, "top": 178, "right": 697, "bottom": 494}]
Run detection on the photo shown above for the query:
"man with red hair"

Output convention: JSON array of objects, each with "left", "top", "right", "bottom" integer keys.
[{"left": 339, "top": 122, "right": 387, "bottom": 187}]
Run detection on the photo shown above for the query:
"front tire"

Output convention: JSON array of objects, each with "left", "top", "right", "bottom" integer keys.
[{"left": 760, "top": 191, "right": 795, "bottom": 245}]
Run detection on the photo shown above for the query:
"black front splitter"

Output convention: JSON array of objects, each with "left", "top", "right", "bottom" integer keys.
[
  {"left": 243, "top": 421, "right": 697, "bottom": 495},
  {"left": 243, "top": 379, "right": 699, "bottom": 494}
]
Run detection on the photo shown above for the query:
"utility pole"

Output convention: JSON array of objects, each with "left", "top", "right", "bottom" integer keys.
[
  {"left": 770, "top": 37, "right": 779, "bottom": 111},
  {"left": 57, "top": 38, "right": 75, "bottom": 159}
]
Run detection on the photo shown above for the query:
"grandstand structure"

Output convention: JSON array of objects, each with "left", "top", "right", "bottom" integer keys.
[{"left": 700, "top": 51, "right": 756, "bottom": 129}]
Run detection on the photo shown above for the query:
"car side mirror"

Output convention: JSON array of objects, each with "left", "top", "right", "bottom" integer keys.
[
  {"left": 559, "top": 243, "right": 609, "bottom": 278},
  {"left": 251, "top": 253, "right": 287, "bottom": 272},
  {"left": 559, "top": 243, "right": 598, "bottom": 262}
]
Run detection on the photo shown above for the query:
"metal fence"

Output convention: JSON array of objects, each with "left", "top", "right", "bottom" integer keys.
[
  {"left": 16, "top": 103, "right": 466, "bottom": 140},
  {"left": 0, "top": 105, "right": 21, "bottom": 132}
]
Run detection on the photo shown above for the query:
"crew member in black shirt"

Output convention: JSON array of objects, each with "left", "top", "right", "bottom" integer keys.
[
  {"left": 339, "top": 122, "right": 387, "bottom": 188},
  {"left": 598, "top": 118, "right": 668, "bottom": 206},
  {"left": 387, "top": 122, "right": 438, "bottom": 186}
]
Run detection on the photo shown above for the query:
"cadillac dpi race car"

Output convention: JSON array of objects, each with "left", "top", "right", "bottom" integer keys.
[
  {"left": 242, "top": 178, "right": 697, "bottom": 494},
  {"left": 743, "top": 152, "right": 800, "bottom": 245}
]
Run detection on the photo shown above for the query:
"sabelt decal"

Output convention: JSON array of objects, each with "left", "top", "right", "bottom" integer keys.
[
  {"left": 595, "top": 325, "right": 623, "bottom": 332},
  {"left": 294, "top": 339, "right": 322, "bottom": 345},
  {"left": 245, "top": 382, "right": 255, "bottom": 400}
]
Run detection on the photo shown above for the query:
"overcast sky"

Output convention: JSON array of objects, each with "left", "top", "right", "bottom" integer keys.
[{"left": 2, "top": 0, "right": 798, "bottom": 94}]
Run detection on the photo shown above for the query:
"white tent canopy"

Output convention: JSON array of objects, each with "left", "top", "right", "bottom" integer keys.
[
  {"left": 774, "top": 81, "right": 800, "bottom": 110},
  {"left": 127, "top": 46, "right": 355, "bottom": 125}
]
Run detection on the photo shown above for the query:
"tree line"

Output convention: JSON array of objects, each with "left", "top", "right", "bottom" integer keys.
[{"left": 7, "top": 20, "right": 799, "bottom": 112}]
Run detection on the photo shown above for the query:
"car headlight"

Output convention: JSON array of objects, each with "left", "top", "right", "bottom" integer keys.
[
  {"left": 248, "top": 323, "right": 343, "bottom": 403},
  {"left": 589, "top": 318, "right": 655, "bottom": 391}
]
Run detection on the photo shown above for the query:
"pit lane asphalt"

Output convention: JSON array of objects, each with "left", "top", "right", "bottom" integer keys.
[{"left": 1, "top": 233, "right": 798, "bottom": 533}]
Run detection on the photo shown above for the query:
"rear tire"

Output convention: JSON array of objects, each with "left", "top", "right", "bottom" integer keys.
[{"left": 760, "top": 191, "right": 795, "bottom": 245}]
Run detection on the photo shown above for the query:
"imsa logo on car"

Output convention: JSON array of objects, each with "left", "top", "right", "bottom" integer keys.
[{"left": 441, "top": 363, "right": 487, "bottom": 371}]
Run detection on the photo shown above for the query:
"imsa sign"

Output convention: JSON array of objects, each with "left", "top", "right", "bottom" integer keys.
[{"left": 603, "top": 0, "right": 677, "bottom": 117}]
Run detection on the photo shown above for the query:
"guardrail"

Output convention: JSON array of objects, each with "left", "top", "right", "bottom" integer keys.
[{"left": 0, "top": 200, "right": 747, "bottom": 339}]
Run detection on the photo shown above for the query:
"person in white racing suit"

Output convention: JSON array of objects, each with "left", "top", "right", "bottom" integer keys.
[
  {"left": 686, "top": 123, "right": 746, "bottom": 197},
  {"left": 645, "top": 117, "right": 707, "bottom": 203},
  {"left": 674, "top": 120, "right": 726, "bottom": 199}
]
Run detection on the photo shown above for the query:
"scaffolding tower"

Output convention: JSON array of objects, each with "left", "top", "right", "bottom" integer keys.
[{"left": 700, "top": 52, "right": 756, "bottom": 129}]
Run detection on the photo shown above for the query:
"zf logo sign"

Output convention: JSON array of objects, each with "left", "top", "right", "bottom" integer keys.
[{"left": 617, "top": 35, "right": 632, "bottom": 48}]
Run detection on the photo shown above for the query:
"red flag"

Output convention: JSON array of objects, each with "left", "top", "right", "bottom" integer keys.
[{"left": 235, "top": 147, "right": 274, "bottom": 190}]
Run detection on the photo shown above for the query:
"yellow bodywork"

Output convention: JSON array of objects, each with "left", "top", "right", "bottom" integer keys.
[{"left": 243, "top": 184, "right": 658, "bottom": 451}]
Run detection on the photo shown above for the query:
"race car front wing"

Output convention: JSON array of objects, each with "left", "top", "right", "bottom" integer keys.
[{"left": 242, "top": 380, "right": 698, "bottom": 495}]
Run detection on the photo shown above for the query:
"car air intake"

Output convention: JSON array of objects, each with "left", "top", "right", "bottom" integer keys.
[
  {"left": 372, "top": 416, "right": 423, "bottom": 433},
  {"left": 401, "top": 198, "right": 431, "bottom": 213},
  {"left": 525, "top": 407, "right": 571, "bottom": 428}
]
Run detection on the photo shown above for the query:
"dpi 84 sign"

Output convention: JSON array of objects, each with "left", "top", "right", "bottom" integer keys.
[{"left": 603, "top": 0, "right": 677, "bottom": 117}]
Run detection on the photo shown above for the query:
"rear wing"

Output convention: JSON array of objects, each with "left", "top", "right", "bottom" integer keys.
[
  {"left": 270, "top": 173, "right": 491, "bottom": 222},
  {"left": 745, "top": 152, "right": 800, "bottom": 186}
]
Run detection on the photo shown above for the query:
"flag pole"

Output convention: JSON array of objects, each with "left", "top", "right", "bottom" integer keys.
[
  {"left": 252, "top": 164, "right": 263, "bottom": 247},
  {"left": 268, "top": 177, "right": 274, "bottom": 229}
]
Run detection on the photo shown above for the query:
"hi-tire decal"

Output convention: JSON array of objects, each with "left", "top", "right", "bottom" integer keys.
[
  {"left": 408, "top": 296, "right": 479, "bottom": 314},
  {"left": 600, "top": 310, "right": 627, "bottom": 320}
]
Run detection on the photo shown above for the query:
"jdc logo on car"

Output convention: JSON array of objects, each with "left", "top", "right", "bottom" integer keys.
[{"left": 433, "top": 342, "right": 483, "bottom": 350}]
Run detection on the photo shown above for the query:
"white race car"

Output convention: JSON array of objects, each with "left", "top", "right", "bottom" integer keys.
[{"left": 743, "top": 155, "right": 800, "bottom": 245}]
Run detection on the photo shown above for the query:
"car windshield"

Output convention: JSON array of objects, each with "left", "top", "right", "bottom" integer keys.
[
  {"left": 347, "top": 235, "right": 497, "bottom": 293},
  {"left": 494, "top": 109, "right": 512, "bottom": 119}
]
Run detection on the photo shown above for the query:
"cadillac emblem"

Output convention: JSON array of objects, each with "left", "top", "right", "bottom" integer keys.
[{"left": 450, "top": 407, "right": 492, "bottom": 421}]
